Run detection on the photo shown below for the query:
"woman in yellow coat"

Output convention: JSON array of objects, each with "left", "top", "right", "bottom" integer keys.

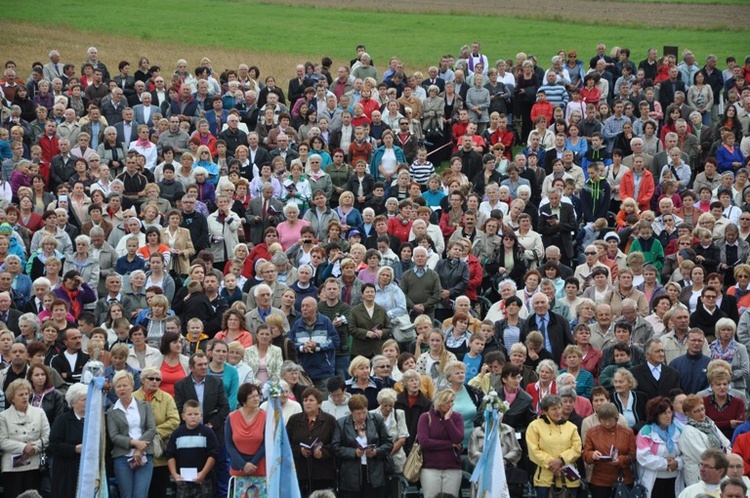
[
  {"left": 133, "top": 365, "right": 180, "bottom": 498},
  {"left": 526, "top": 394, "right": 583, "bottom": 498}
]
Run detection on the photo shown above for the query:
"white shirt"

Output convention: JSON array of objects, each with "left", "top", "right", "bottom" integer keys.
[{"left": 114, "top": 398, "right": 142, "bottom": 456}]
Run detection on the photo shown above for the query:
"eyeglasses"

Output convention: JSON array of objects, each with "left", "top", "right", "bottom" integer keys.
[
  {"left": 584, "top": 251, "right": 597, "bottom": 256},
  {"left": 399, "top": 122, "right": 409, "bottom": 125},
  {"left": 145, "top": 377, "right": 162, "bottom": 381},
  {"left": 699, "top": 463, "right": 717, "bottom": 470},
  {"left": 703, "top": 295, "right": 717, "bottom": 300}
]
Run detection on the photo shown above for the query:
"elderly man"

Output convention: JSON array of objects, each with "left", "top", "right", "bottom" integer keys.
[
  {"left": 652, "top": 197, "right": 685, "bottom": 236},
  {"left": 652, "top": 132, "right": 689, "bottom": 178},
  {"left": 519, "top": 292, "right": 574, "bottom": 362},
  {"left": 22, "top": 277, "right": 51, "bottom": 315},
  {"left": 288, "top": 296, "right": 340, "bottom": 391},
  {"left": 93, "top": 273, "right": 123, "bottom": 323},
  {"left": 57, "top": 108, "right": 81, "bottom": 144},
  {"left": 400, "top": 246, "right": 442, "bottom": 319},
  {"left": 630, "top": 338, "right": 681, "bottom": 399},
  {"left": 245, "top": 283, "right": 289, "bottom": 339},
  {"left": 614, "top": 298, "right": 654, "bottom": 347},
  {"left": 246, "top": 261, "right": 288, "bottom": 308},
  {"left": 50, "top": 137, "right": 76, "bottom": 189},
  {"left": 246, "top": 182, "right": 285, "bottom": 245},
  {"left": 725, "top": 454, "right": 750, "bottom": 490}
]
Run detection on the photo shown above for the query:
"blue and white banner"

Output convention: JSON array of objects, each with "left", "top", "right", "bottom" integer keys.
[
  {"left": 471, "top": 409, "right": 510, "bottom": 498},
  {"left": 77, "top": 375, "right": 108, "bottom": 498},
  {"left": 264, "top": 394, "right": 301, "bottom": 498}
]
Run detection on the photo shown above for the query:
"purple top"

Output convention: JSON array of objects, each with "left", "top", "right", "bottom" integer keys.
[{"left": 416, "top": 407, "right": 464, "bottom": 470}]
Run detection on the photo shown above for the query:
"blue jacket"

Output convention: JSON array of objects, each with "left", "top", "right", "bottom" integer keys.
[
  {"left": 288, "top": 313, "right": 340, "bottom": 380},
  {"left": 370, "top": 145, "right": 407, "bottom": 180},
  {"left": 669, "top": 353, "right": 710, "bottom": 394}
]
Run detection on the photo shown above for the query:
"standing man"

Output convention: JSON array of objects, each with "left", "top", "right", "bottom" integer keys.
[
  {"left": 400, "top": 246, "right": 442, "bottom": 320},
  {"left": 288, "top": 297, "right": 340, "bottom": 393},
  {"left": 50, "top": 328, "right": 89, "bottom": 384},
  {"left": 317, "top": 278, "right": 352, "bottom": 380},
  {"left": 629, "top": 338, "right": 681, "bottom": 399},
  {"left": 537, "top": 188, "right": 577, "bottom": 267},
  {"left": 520, "top": 293, "right": 574, "bottom": 363},
  {"left": 179, "top": 194, "right": 210, "bottom": 253}
]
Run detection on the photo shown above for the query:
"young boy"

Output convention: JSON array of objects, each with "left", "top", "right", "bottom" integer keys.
[
  {"left": 462, "top": 334, "right": 485, "bottom": 384},
  {"left": 183, "top": 317, "right": 209, "bottom": 355},
  {"left": 111, "top": 317, "right": 132, "bottom": 347},
  {"left": 409, "top": 148, "right": 435, "bottom": 187},
  {"left": 628, "top": 219, "right": 665, "bottom": 274},
  {"left": 219, "top": 273, "right": 243, "bottom": 306},
  {"left": 366, "top": 182, "right": 387, "bottom": 216},
  {"left": 321, "top": 376, "right": 351, "bottom": 419},
  {"left": 166, "top": 400, "right": 220, "bottom": 498},
  {"left": 530, "top": 91, "right": 554, "bottom": 127},
  {"left": 158, "top": 163, "right": 185, "bottom": 204}
]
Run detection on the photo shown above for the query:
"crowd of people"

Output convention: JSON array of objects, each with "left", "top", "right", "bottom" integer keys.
[{"left": 0, "top": 40, "right": 749, "bottom": 498}]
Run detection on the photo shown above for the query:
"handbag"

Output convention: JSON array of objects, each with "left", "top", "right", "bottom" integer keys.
[
  {"left": 152, "top": 435, "right": 166, "bottom": 458},
  {"left": 391, "top": 314, "right": 416, "bottom": 343},
  {"left": 548, "top": 477, "right": 569, "bottom": 498},
  {"left": 505, "top": 464, "right": 528, "bottom": 498},
  {"left": 612, "top": 470, "right": 630, "bottom": 498},
  {"left": 402, "top": 442, "right": 422, "bottom": 482}
]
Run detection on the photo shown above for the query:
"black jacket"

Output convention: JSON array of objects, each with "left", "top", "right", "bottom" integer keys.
[
  {"left": 174, "top": 374, "right": 229, "bottom": 437},
  {"left": 611, "top": 389, "right": 648, "bottom": 433},
  {"left": 395, "top": 390, "right": 432, "bottom": 454},
  {"left": 519, "top": 311, "right": 574, "bottom": 364},
  {"left": 434, "top": 258, "right": 469, "bottom": 299},
  {"left": 629, "top": 362, "right": 681, "bottom": 400},
  {"left": 492, "top": 317, "right": 528, "bottom": 356},
  {"left": 332, "top": 412, "right": 394, "bottom": 492},
  {"left": 537, "top": 202, "right": 577, "bottom": 260}
]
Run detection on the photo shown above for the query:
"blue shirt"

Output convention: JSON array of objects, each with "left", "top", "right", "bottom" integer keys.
[
  {"left": 536, "top": 313, "right": 553, "bottom": 353},
  {"left": 191, "top": 375, "right": 206, "bottom": 414}
]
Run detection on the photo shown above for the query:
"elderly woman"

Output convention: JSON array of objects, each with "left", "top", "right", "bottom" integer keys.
[
  {"left": 333, "top": 393, "right": 394, "bottom": 498},
  {"left": 560, "top": 344, "right": 595, "bottom": 399},
  {"left": 582, "top": 402, "right": 637, "bottom": 498},
  {"left": 276, "top": 203, "right": 310, "bottom": 251},
  {"left": 371, "top": 354, "right": 397, "bottom": 389},
  {"left": 287, "top": 386, "right": 337, "bottom": 495},
  {"left": 394, "top": 368, "right": 432, "bottom": 455},
  {"left": 107, "top": 370, "right": 156, "bottom": 498},
  {"left": 281, "top": 360, "right": 307, "bottom": 403},
  {"left": 417, "top": 388, "right": 464, "bottom": 497},
  {"left": 371, "top": 387, "right": 408, "bottom": 480},
  {"left": 443, "top": 360, "right": 482, "bottom": 447},
  {"left": 527, "top": 395, "right": 583, "bottom": 498},
  {"left": 526, "top": 358, "right": 558, "bottom": 413},
  {"left": 680, "top": 394, "right": 730, "bottom": 486},
  {"left": 0, "top": 378, "right": 51, "bottom": 498},
  {"left": 48, "top": 382, "right": 88, "bottom": 498},
  {"left": 96, "top": 126, "right": 128, "bottom": 172},
  {"left": 225, "top": 383, "right": 267, "bottom": 492},
  {"left": 17, "top": 312, "right": 41, "bottom": 345},
  {"left": 345, "top": 355, "right": 382, "bottom": 410},
  {"left": 226, "top": 341, "right": 255, "bottom": 384},
  {"left": 703, "top": 367, "right": 746, "bottom": 440},
  {"left": 133, "top": 366, "right": 179, "bottom": 498},
  {"left": 611, "top": 367, "right": 648, "bottom": 432},
  {"left": 636, "top": 397, "right": 685, "bottom": 498},
  {"left": 710, "top": 318, "right": 750, "bottom": 392}
]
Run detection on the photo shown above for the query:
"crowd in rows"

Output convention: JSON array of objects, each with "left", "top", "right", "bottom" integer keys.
[{"left": 0, "top": 40, "right": 749, "bottom": 498}]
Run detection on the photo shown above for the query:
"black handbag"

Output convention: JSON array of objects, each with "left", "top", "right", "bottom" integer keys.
[
  {"left": 548, "top": 477, "right": 569, "bottom": 498},
  {"left": 505, "top": 464, "right": 528, "bottom": 498},
  {"left": 612, "top": 470, "right": 630, "bottom": 498}
]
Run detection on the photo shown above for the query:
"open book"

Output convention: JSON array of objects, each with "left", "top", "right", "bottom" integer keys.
[{"left": 300, "top": 438, "right": 323, "bottom": 453}]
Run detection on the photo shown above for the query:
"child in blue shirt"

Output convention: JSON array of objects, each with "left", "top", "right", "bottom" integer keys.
[{"left": 462, "top": 334, "right": 486, "bottom": 384}]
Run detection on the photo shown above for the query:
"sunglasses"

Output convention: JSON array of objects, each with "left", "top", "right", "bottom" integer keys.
[
  {"left": 145, "top": 377, "right": 162, "bottom": 381},
  {"left": 584, "top": 251, "right": 597, "bottom": 256}
]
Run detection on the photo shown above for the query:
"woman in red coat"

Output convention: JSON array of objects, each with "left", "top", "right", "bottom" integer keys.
[{"left": 619, "top": 156, "right": 655, "bottom": 212}]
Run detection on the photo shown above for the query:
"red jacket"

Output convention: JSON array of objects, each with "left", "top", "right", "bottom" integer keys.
[
  {"left": 465, "top": 253, "right": 483, "bottom": 301},
  {"left": 37, "top": 134, "right": 59, "bottom": 182},
  {"left": 530, "top": 101, "right": 554, "bottom": 125},
  {"left": 619, "top": 169, "right": 655, "bottom": 212},
  {"left": 387, "top": 216, "right": 412, "bottom": 244}
]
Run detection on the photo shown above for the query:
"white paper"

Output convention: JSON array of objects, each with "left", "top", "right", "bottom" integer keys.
[{"left": 181, "top": 467, "right": 199, "bottom": 481}]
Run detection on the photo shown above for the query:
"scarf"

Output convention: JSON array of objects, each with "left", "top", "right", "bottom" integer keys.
[
  {"left": 63, "top": 287, "right": 82, "bottom": 318},
  {"left": 135, "top": 137, "right": 151, "bottom": 148},
  {"left": 710, "top": 339, "right": 737, "bottom": 363},
  {"left": 651, "top": 422, "right": 677, "bottom": 455},
  {"left": 687, "top": 417, "right": 724, "bottom": 449}
]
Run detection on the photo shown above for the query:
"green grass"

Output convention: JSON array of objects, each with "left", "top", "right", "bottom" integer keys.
[
  {"left": 2, "top": 0, "right": 747, "bottom": 68},
  {"left": 596, "top": 0, "right": 746, "bottom": 4}
]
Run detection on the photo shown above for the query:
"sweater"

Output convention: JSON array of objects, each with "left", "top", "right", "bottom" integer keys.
[{"left": 417, "top": 407, "right": 464, "bottom": 470}]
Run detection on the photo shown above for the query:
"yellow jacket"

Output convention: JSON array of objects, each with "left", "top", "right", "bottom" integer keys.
[
  {"left": 133, "top": 387, "right": 180, "bottom": 467},
  {"left": 526, "top": 415, "right": 582, "bottom": 488}
]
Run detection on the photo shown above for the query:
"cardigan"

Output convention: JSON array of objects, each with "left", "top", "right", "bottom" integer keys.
[
  {"left": 132, "top": 387, "right": 180, "bottom": 467},
  {"left": 106, "top": 397, "right": 157, "bottom": 459},
  {"left": 244, "top": 344, "right": 284, "bottom": 384}
]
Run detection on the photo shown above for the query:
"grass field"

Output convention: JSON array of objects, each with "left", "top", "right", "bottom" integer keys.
[
  {"left": 602, "top": 0, "right": 746, "bottom": 4},
  {"left": 0, "top": 0, "right": 747, "bottom": 78}
]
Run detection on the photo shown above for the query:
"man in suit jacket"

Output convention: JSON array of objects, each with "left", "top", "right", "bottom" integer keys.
[
  {"left": 422, "top": 66, "right": 446, "bottom": 93},
  {"left": 174, "top": 353, "right": 230, "bottom": 435},
  {"left": 659, "top": 66, "right": 687, "bottom": 109},
  {"left": 100, "top": 88, "right": 129, "bottom": 126},
  {"left": 245, "top": 132, "right": 271, "bottom": 181},
  {"left": 114, "top": 109, "right": 138, "bottom": 146},
  {"left": 245, "top": 183, "right": 284, "bottom": 245},
  {"left": 269, "top": 133, "right": 299, "bottom": 168},
  {"left": 537, "top": 188, "right": 578, "bottom": 267},
  {"left": 630, "top": 338, "right": 681, "bottom": 399},
  {"left": 0, "top": 291, "right": 21, "bottom": 335},
  {"left": 288, "top": 65, "right": 312, "bottom": 106},
  {"left": 132, "top": 93, "right": 158, "bottom": 129},
  {"left": 519, "top": 292, "right": 574, "bottom": 363}
]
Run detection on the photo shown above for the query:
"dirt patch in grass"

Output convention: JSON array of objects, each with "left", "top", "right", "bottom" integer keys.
[
  {"left": 265, "top": 0, "right": 748, "bottom": 30},
  {"left": 0, "top": 22, "right": 301, "bottom": 81}
]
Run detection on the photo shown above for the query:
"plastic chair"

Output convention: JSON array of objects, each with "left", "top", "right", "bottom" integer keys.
[{"left": 398, "top": 475, "right": 423, "bottom": 497}]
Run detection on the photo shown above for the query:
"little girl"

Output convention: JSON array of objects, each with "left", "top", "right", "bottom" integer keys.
[{"left": 616, "top": 197, "right": 640, "bottom": 230}]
